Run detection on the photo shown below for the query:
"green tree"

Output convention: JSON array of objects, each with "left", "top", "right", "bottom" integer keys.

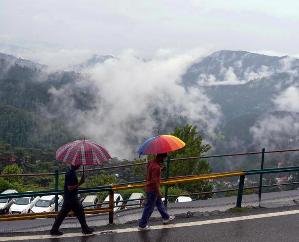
[
  {"left": 0, "top": 177, "right": 11, "bottom": 192},
  {"left": 168, "top": 124, "right": 213, "bottom": 198},
  {"left": 2, "top": 164, "right": 23, "bottom": 184},
  {"left": 85, "top": 173, "right": 117, "bottom": 187},
  {"left": 167, "top": 186, "right": 189, "bottom": 202},
  {"left": 132, "top": 159, "right": 147, "bottom": 181},
  {"left": 85, "top": 173, "right": 117, "bottom": 200}
]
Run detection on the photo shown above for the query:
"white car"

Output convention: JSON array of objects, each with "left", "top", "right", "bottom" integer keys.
[
  {"left": 161, "top": 197, "right": 169, "bottom": 204},
  {"left": 102, "top": 193, "right": 124, "bottom": 212},
  {"left": 82, "top": 195, "right": 99, "bottom": 209},
  {"left": 175, "top": 196, "right": 192, "bottom": 203},
  {"left": 125, "top": 192, "right": 144, "bottom": 209},
  {"left": 0, "top": 189, "right": 18, "bottom": 214},
  {"left": 31, "top": 195, "right": 63, "bottom": 213},
  {"left": 9, "top": 193, "right": 40, "bottom": 214}
]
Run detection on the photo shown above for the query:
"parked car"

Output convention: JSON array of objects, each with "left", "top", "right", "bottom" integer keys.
[
  {"left": 125, "top": 193, "right": 145, "bottom": 209},
  {"left": 161, "top": 197, "right": 169, "bottom": 204},
  {"left": 0, "top": 189, "right": 18, "bottom": 214},
  {"left": 81, "top": 195, "right": 99, "bottom": 209},
  {"left": 102, "top": 193, "right": 124, "bottom": 212},
  {"left": 175, "top": 196, "right": 192, "bottom": 203},
  {"left": 9, "top": 192, "right": 40, "bottom": 214},
  {"left": 31, "top": 195, "right": 63, "bottom": 213}
]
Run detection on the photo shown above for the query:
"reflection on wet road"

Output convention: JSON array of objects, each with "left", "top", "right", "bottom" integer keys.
[{"left": 28, "top": 211, "right": 299, "bottom": 242}]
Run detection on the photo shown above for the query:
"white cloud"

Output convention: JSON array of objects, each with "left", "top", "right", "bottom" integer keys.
[
  {"left": 250, "top": 64, "right": 299, "bottom": 149},
  {"left": 48, "top": 50, "right": 221, "bottom": 159},
  {"left": 250, "top": 114, "right": 299, "bottom": 149},
  {"left": 244, "top": 65, "right": 273, "bottom": 81},
  {"left": 274, "top": 86, "right": 299, "bottom": 112}
]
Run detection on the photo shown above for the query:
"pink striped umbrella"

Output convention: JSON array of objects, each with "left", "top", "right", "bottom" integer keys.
[{"left": 56, "top": 140, "right": 111, "bottom": 166}]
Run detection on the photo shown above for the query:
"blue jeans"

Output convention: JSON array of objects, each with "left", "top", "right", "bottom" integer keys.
[{"left": 138, "top": 191, "right": 169, "bottom": 228}]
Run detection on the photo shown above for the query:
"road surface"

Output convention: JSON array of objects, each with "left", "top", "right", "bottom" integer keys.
[
  {"left": 1, "top": 209, "right": 299, "bottom": 241},
  {"left": 1, "top": 189, "right": 299, "bottom": 234}
]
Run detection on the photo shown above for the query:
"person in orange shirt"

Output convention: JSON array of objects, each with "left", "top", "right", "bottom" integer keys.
[{"left": 138, "top": 153, "right": 174, "bottom": 229}]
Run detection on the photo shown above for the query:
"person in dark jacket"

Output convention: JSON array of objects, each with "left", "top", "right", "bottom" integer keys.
[{"left": 50, "top": 164, "right": 94, "bottom": 235}]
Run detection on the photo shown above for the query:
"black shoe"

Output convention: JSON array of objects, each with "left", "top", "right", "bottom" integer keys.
[
  {"left": 82, "top": 227, "right": 94, "bottom": 234},
  {"left": 50, "top": 229, "right": 63, "bottom": 236}
]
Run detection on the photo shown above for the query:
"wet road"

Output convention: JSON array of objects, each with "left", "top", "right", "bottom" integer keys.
[
  {"left": 5, "top": 209, "right": 299, "bottom": 242},
  {"left": 2, "top": 189, "right": 299, "bottom": 234}
]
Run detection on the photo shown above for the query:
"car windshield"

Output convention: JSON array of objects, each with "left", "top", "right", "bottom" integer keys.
[
  {"left": 82, "top": 202, "right": 93, "bottom": 207},
  {"left": 15, "top": 197, "right": 30, "bottom": 205},
  {"left": 35, "top": 199, "right": 52, "bottom": 207},
  {"left": 0, "top": 198, "right": 8, "bottom": 203},
  {"left": 101, "top": 198, "right": 109, "bottom": 208},
  {"left": 126, "top": 199, "right": 139, "bottom": 205}
]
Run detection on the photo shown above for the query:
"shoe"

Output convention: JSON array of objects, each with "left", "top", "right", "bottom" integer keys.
[
  {"left": 50, "top": 229, "right": 63, "bottom": 236},
  {"left": 138, "top": 225, "right": 150, "bottom": 230},
  {"left": 163, "top": 215, "right": 175, "bottom": 224},
  {"left": 82, "top": 227, "right": 94, "bottom": 234}
]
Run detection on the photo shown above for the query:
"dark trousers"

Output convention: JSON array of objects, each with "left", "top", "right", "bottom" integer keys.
[
  {"left": 51, "top": 198, "right": 89, "bottom": 231},
  {"left": 138, "top": 191, "right": 169, "bottom": 228}
]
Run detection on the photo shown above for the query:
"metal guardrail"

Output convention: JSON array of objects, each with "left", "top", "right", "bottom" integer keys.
[
  {"left": 0, "top": 167, "right": 298, "bottom": 222},
  {"left": 235, "top": 166, "right": 299, "bottom": 208},
  {"left": 112, "top": 171, "right": 245, "bottom": 190},
  {"left": 1, "top": 147, "right": 299, "bottom": 223},
  {"left": 0, "top": 186, "right": 114, "bottom": 222}
]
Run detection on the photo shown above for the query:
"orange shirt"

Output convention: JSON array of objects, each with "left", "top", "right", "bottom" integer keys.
[{"left": 145, "top": 159, "right": 161, "bottom": 192}]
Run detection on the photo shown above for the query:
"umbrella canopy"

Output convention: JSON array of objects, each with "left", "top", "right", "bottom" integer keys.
[
  {"left": 137, "top": 135, "right": 185, "bottom": 155},
  {"left": 56, "top": 139, "right": 111, "bottom": 166}
]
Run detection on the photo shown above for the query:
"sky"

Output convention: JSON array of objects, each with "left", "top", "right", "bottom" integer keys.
[
  {"left": 1, "top": 0, "right": 299, "bottom": 159},
  {"left": 1, "top": 0, "right": 299, "bottom": 61}
]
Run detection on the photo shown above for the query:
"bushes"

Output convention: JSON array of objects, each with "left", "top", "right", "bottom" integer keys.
[
  {"left": 2, "top": 164, "right": 23, "bottom": 183},
  {"left": 0, "top": 164, "right": 24, "bottom": 192},
  {"left": 85, "top": 173, "right": 117, "bottom": 201},
  {"left": 167, "top": 186, "right": 189, "bottom": 202},
  {"left": 0, "top": 178, "right": 10, "bottom": 192},
  {"left": 120, "top": 188, "right": 144, "bottom": 200}
]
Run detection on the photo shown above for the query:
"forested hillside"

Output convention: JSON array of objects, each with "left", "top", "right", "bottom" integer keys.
[{"left": 1, "top": 50, "right": 299, "bottom": 173}]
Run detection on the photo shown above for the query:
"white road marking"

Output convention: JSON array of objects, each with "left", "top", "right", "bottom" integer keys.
[{"left": 2, "top": 209, "right": 299, "bottom": 241}]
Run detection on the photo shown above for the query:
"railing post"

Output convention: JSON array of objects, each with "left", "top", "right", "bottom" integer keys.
[
  {"left": 236, "top": 175, "right": 245, "bottom": 208},
  {"left": 258, "top": 148, "right": 265, "bottom": 207},
  {"left": 54, "top": 169, "right": 59, "bottom": 212},
  {"left": 109, "top": 189, "right": 114, "bottom": 224},
  {"left": 164, "top": 156, "right": 170, "bottom": 207}
]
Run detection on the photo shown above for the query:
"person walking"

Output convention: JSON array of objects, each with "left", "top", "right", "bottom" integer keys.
[
  {"left": 138, "top": 153, "right": 175, "bottom": 230},
  {"left": 50, "top": 165, "right": 94, "bottom": 235}
]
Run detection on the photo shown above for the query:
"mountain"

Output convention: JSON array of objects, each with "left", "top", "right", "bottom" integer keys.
[
  {"left": 73, "top": 54, "right": 114, "bottom": 70},
  {"left": 183, "top": 50, "right": 299, "bottom": 87},
  {"left": 1, "top": 50, "right": 299, "bottom": 169},
  {"left": 0, "top": 52, "right": 94, "bottom": 149},
  {"left": 182, "top": 50, "right": 299, "bottom": 154},
  {"left": 0, "top": 53, "right": 45, "bottom": 81}
]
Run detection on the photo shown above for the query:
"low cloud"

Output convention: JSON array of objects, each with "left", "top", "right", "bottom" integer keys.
[
  {"left": 47, "top": 50, "right": 222, "bottom": 159},
  {"left": 250, "top": 114, "right": 299, "bottom": 150},
  {"left": 250, "top": 78, "right": 299, "bottom": 150},
  {"left": 0, "top": 44, "right": 94, "bottom": 71},
  {"left": 274, "top": 86, "right": 299, "bottom": 112},
  {"left": 197, "top": 65, "right": 273, "bottom": 86}
]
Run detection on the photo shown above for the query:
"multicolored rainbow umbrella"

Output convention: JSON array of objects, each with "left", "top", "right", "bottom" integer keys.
[{"left": 137, "top": 135, "right": 185, "bottom": 155}]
